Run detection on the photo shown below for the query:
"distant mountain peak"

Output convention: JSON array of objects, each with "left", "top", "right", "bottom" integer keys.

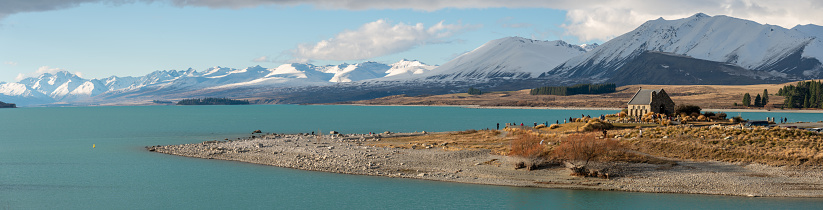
[{"left": 543, "top": 12, "right": 823, "bottom": 85}]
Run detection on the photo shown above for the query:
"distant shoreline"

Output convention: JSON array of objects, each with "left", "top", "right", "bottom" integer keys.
[
  {"left": 343, "top": 103, "right": 823, "bottom": 113},
  {"left": 343, "top": 103, "right": 622, "bottom": 110}
]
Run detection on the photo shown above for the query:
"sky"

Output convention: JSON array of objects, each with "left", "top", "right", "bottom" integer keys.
[{"left": 1, "top": 0, "right": 822, "bottom": 82}]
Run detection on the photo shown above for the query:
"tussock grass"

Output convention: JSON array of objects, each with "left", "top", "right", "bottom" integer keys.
[
  {"left": 624, "top": 126, "right": 823, "bottom": 166},
  {"left": 370, "top": 129, "right": 510, "bottom": 154}
]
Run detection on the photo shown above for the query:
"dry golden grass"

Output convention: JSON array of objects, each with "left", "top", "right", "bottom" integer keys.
[
  {"left": 623, "top": 126, "right": 823, "bottom": 166},
  {"left": 368, "top": 129, "right": 511, "bottom": 155},
  {"left": 338, "top": 82, "right": 801, "bottom": 109},
  {"left": 372, "top": 123, "right": 823, "bottom": 167}
]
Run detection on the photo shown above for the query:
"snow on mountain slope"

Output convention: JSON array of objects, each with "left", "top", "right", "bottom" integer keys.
[
  {"left": 421, "top": 37, "right": 588, "bottom": 81},
  {"left": 580, "top": 43, "right": 599, "bottom": 52},
  {"left": 384, "top": 59, "right": 437, "bottom": 78},
  {"left": 325, "top": 62, "right": 390, "bottom": 83},
  {"left": 546, "top": 13, "right": 823, "bottom": 81},
  {"left": 793, "top": 24, "right": 823, "bottom": 65},
  {"left": 18, "top": 71, "right": 87, "bottom": 98},
  {"left": 267, "top": 63, "right": 331, "bottom": 81}
]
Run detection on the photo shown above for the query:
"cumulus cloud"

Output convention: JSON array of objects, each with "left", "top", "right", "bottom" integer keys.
[
  {"left": 555, "top": 0, "right": 823, "bottom": 42},
  {"left": 251, "top": 56, "right": 271, "bottom": 62},
  {"left": 15, "top": 73, "right": 26, "bottom": 81},
  {"left": 290, "top": 19, "right": 477, "bottom": 61},
  {"left": 2, "top": 0, "right": 821, "bottom": 43},
  {"left": 35, "top": 66, "right": 66, "bottom": 75},
  {"left": 14, "top": 66, "right": 84, "bottom": 81}
]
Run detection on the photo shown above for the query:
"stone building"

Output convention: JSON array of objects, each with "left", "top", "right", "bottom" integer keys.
[{"left": 627, "top": 88, "right": 675, "bottom": 117}]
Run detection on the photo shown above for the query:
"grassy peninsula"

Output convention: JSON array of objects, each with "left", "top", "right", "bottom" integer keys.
[{"left": 177, "top": 98, "right": 250, "bottom": 105}]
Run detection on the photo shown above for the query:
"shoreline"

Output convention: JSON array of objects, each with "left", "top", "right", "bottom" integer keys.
[
  {"left": 340, "top": 103, "right": 823, "bottom": 113},
  {"left": 149, "top": 132, "right": 823, "bottom": 198},
  {"left": 342, "top": 103, "right": 622, "bottom": 110}
]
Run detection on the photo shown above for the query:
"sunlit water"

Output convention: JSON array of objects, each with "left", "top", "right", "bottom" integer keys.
[{"left": 1, "top": 105, "right": 821, "bottom": 209}]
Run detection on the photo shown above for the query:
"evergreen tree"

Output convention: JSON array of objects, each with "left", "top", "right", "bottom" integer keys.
[
  {"left": 754, "top": 94, "right": 762, "bottom": 107},
  {"left": 467, "top": 87, "right": 482, "bottom": 95},
  {"left": 742, "top": 93, "right": 751, "bottom": 107},
  {"left": 804, "top": 95, "right": 810, "bottom": 108},
  {"left": 787, "top": 97, "right": 794, "bottom": 108},
  {"left": 762, "top": 89, "right": 769, "bottom": 107}
]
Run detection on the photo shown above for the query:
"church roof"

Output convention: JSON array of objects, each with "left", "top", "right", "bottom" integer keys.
[{"left": 628, "top": 88, "right": 664, "bottom": 105}]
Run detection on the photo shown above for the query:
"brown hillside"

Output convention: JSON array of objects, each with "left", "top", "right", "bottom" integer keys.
[{"left": 337, "top": 83, "right": 794, "bottom": 109}]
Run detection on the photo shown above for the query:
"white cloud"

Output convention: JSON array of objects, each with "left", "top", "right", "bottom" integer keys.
[
  {"left": 557, "top": 0, "right": 823, "bottom": 42},
  {"left": 4, "top": 61, "right": 17, "bottom": 66},
  {"left": 252, "top": 56, "right": 271, "bottom": 62},
  {"left": 1, "top": 0, "right": 821, "bottom": 43},
  {"left": 35, "top": 66, "right": 66, "bottom": 75},
  {"left": 14, "top": 66, "right": 84, "bottom": 81},
  {"left": 290, "top": 19, "right": 477, "bottom": 61}
]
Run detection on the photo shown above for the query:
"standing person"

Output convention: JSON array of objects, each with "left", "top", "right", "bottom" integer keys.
[{"left": 496, "top": 123, "right": 500, "bottom": 130}]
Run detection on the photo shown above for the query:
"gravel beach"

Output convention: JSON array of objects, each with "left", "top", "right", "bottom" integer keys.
[{"left": 148, "top": 132, "right": 823, "bottom": 197}]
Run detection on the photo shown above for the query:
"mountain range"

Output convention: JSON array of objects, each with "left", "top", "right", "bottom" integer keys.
[
  {"left": 543, "top": 13, "right": 822, "bottom": 84},
  {"left": 2, "top": 13, "right": 821, "bottom": 106}
]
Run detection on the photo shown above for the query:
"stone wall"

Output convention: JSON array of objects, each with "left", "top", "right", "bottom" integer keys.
[{"left": 650, "top": 90, "right": 675, "bottom": 116}]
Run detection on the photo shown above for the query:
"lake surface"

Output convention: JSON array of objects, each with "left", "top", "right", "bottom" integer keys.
[{"left": 1, "top": 105, "right": 822, "bottom": 209}]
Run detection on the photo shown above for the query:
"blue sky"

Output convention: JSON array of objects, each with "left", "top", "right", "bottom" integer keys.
[{"left": 1, "top": 0, "right": 821, "bottom": 82}]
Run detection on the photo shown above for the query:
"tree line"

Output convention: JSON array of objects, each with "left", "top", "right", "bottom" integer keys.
[
  {"left": 529, "top": 83, "right": 616, "bottom": 96},
  {"left": 777, "top": 80, "right": 823, "bottom": 109},
  {"left": 467, "top": 87, "right": 482, "bottom": 95},
  {"left": 0, "top": 101, "right": 16, "bottom": 108},
  {"left": 740, "top": 89, "right": 769, "bottom": 107},
  {"left": 177, "top": 98, "right": 250, "bottom": 105}
]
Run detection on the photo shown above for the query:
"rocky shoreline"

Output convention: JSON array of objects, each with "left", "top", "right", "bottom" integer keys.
[{"left": 148, "top": 132, "right": 823, "bottom": 197}]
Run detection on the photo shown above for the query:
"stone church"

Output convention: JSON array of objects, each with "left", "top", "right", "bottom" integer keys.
[{"left": 627, "top": 88, "right": 675, "bottom": 117}]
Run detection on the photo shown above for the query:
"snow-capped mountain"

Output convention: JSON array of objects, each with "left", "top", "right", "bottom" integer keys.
[
  {"left": 4, "top": 13, "right": 823, "bottom": 106},
  {"left": 421, "top": 37, "right": 588, "bottom": 81},
  {"left": 579, "top": 43, "right": 599, "bottom": 52},
  {"left": 323, "top": 62, "right": 391, "bottom": 83},
  {"left": 543, "top": 13, "right": 823, "bottom": 84},
  {"left": 384, "top": 59, "right": 437, "bottom": 78},
  {"left": 0, "top": 60, "right": 437, "bottom": 106}
]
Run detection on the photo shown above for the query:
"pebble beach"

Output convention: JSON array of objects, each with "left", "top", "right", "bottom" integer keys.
[{"left": 148, "top": 132, "right": 823, "bottom": 197}]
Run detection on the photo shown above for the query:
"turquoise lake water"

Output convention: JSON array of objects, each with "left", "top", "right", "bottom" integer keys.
[{"left": 1, "top": 105, "right": 822, "bottom": 209}]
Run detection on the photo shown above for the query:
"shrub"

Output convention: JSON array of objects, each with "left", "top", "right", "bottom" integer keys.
[
  {"left": 676, "top": 105, "right": 702, "bottom": 116},
  {"left": 581, "top": 119, "right": 614, "bottom": 131},
  {"left": 549, "top": 124, "right": 560, "bottom": 129},
  {"left": 535, "top": 124, "right": 547, "bottom": 129},
  {"left": 717, "top": 112, "right": 728, "bottom": 119},
  {"left": 552, "top": 133, "right": 622, "bottom": 174},
  {"left": 509, "top": 133, "right": 550, "bottom": 170}
]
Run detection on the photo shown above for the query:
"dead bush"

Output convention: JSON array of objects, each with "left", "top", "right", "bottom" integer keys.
[
  {"left": 509, "top": 133, "right": 549, "bottom": 170},
  {"left": 552, "top": 133, "right": 622, "bottom": 175}
]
